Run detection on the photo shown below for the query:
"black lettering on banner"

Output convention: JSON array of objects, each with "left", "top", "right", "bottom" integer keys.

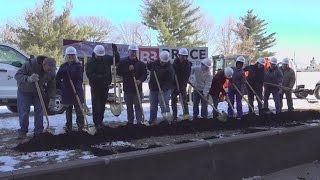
[
  {"left": 190, "top": 49, "right": 198, "bottom": 59},
  {"left": 200, "top": 50, "right": 206, "bottom": 59},
  {"left": 172, "top": 49, "right": 179, "bottom": 59}
]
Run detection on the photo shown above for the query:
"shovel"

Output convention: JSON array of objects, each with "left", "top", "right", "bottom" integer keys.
[
  {"left": 188, "top": 82, "right": 228, "bottom": 122},
  {"left": 133, "top": 72, "right": 149, "bottom": 126},
  {"left": 154, "top": 71, "right": 173, "bottom": 122},
  {"left": 110, "top": 54, "right": 122, "bottom": 117},
  {"left": 245, "top": 80, "right": 264, "bottom": 104},
  {"left": 35, "top": 81, "right": 54, "bottom": 134},
  {"left": 67, "top": 72, "right": 95, "bottom": 135},
  {"left": 245, "top": 80, "right": 270, "bottom": 114},
  {"left": 231, "top": 82, "right": 254, "bottom": 112},
  {"left": 264, "top": 82, "right": 318, "bottom": 104},
  {"left": 174, "top": 75, "right": 189, "bottom": 121}
]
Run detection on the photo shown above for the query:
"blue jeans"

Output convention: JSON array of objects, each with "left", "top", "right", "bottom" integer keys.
[
  {"left": 264, "top": 87, "right": 280, "bottom": 113},
  {"left": 17, "top": 89, "right": 44, "bottom": 135},
  {"left": 192, "top": 90, "right": 208, "bottom": 118},
  {"left": 149, "top": 89, "right": 172, "bottom": 122},
  {"left": 228, "top": 90, "right": 243, "bottom": 117}
]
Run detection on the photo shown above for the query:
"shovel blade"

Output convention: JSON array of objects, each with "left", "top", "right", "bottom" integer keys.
[
  {"left": 44, "top": 127, "right": 55, "bottom": 134},
  {"left": 163, "top": 112, "right": 173, "bottom": 122},
  {"left": 110, "top": 102, "right": 122, "bottom": 117},
  {"left": 217, "top": 111, "right": 228, "bottom": 122}
]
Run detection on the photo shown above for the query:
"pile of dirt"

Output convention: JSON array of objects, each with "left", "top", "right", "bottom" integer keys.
[{"left": 14, "top": 110, "right": 320, "bottom": 152}]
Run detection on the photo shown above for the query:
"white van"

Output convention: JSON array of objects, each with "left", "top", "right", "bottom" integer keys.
[{"left": 0, "top": 42, "right": 65, "bottom": 114}]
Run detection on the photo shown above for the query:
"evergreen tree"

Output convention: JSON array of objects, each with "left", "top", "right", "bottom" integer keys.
[
  {"left": 11, "top": 0, "right": 93, "bottom": 65},
  {"left": 235, "top": 10, "right": 276, "bottom": 57},
  {"left": 141, "top": 0, "right": 205, "bottom": 46}
]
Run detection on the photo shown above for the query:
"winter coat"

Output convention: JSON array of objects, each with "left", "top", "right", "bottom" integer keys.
[
  {"left": 190, "top": 66, "right": 212, "bottom": 96},
  {"left": 117, "top": 57, "right": 147, "bottom": 93},
  {"left": 228, "top": 67, "right": 246, "bottom": 93},
  {"left": 243, "top": 63, "right": 264, "bottom": 89},
  {"left": 15, "top": 57, "right": 56, "bottom": 99},
  {"left": 172, "top": 58, "right": 192, "bottom": 91},
  {"left": 264, "top": 66, "right": 283, "bottom": 89},
  {"left": 85, "top": 52, "right": 120, "bottom": 88},
  {"left": 56, "top": 61, "right": 83, "bottom": 105},
  {"left": 147, "top": 59, "right": 175, "bottom": 92},
  {"left": 280, "top": 66, "right": 295, "bottom": 89},
  {"left": 209, "top": 70, "right": 227, "bottom": 97}
]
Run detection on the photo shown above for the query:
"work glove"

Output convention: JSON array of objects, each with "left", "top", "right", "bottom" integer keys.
[
  {"left": 48, "top": 99, "right": 55, "bottom": 111},
  {"left": 203, "top": 92, "right": 209, "bottom": 100},
  {"left": 27, "top": 73, "right": 39, "bottom": 83},
  {"left": 129, "top": 65, "right": 134, "bottom": 71},
  {"left": 112, "top": 43, "right": 117, "bottom": 52},
  {"left": 111, "top": 66, "right": 116, "bottom": 74}
]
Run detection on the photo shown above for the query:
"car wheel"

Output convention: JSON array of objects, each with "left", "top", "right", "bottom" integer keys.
[
  {"left": 6, "top": 105, "right": 18, "bottom": 113},
  {"left": 47, "top": 90, "right": 65, "bottom": 115},
  {"left": 314, "top": 85, "right": 320, "bottom": 99}
]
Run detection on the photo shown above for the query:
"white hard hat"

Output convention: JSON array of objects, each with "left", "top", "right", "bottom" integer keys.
[
  {"left": 93, "top": 45, "right": 105, "bottom": 56},
  {"left": 270, "top": 57, "right": 278, "bottom": 65},
  {"left": 236, "top": 56, "right": 245, "bottom": 63},
  {"left": 282, "top": 57, "right": 290, "bottom": 65},
  {"left": 224, "top": 67, "right": 234, "bottom": 79},
  {"left": 178, "top": 48, "right": 188, "bottom": 56},
  {"left": 257, "top": 57, "right": 265, "bottom": 65},
  {"left": 128, "top": 44, "right": 139, "bottom": 51},
  {"left": 201, "top": 58, "right": 212, "bottom": 68},
  {"left": 65, "top": 46, "right": 77, "bottom": 55},
  {"left": 159, "top": 51, "right": 170, "bottom": 62}
]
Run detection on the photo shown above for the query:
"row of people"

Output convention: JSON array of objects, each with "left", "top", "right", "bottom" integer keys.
[{"left": 15, "top": 44, "right": 295, "bottom": 138}]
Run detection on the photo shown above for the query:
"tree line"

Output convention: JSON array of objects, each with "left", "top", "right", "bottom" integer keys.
[{"left": 0, "top": 0, "right": 276, "bottom": 65}]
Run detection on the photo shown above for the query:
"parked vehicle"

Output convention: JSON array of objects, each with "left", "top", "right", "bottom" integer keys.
[{"left": 0, "top": 42, "right": 65, "bottom": 114}]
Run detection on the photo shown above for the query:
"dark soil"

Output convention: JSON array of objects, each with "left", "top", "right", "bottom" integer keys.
[{"left": 14, "top": 110, "right": 320, "bottom": 153}]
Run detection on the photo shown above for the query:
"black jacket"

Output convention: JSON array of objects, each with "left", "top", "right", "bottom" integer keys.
[
  {"left": 243, "top": 63, "right": 264, "bottom": 89},
  {"left": 117, "top": 57, "right": 147, "bottom": 93},
  {"left": 147, "top": 59, "right": 175, "bottom": 92},
  {"left": 172, "top": 58, "right": 192, "bottom": 90},
  {"left": 85, "top": 52, "right": 120, "bottom": 88}
]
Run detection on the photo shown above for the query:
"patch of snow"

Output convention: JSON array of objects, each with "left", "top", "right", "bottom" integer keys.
[
  {"left": 242, "top": 176, "right": 263, "bottom": 180},
  {"left": 306, "top": 123, "right": 319, "bottom": 127},
  {"left": 79, "top": 151, "right": 96, "bottom": 160},
  {"left": 110, "top": 141, "right": 131, "bottom": 147},
  {"left": 0, "top": 156, "right": 20, "bottom": 172}
]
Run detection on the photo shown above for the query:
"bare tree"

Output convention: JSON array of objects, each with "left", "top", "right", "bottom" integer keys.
[
  {"left": 213, "top": 16, "right": 238, "bottom": 56},
  {"left": 191, "top": 12, "right": 215, "bottom": 48},
  {"left": 74, "top": 16, "right": 115, "bottom": 42},
  {"left": 0, "top": 18, "right": 22, "bottom": 44},
  {"left": 114, "top": 21, "right": 152, "bottom": 46},
  {"left": 234, "top": 23, "right": 255, "bottom": 57}
]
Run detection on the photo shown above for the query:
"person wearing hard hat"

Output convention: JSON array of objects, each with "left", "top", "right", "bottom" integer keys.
[
  {"left": 171, "top": 48, "right": 192, "bottom": 121},
  {"left": 227, "top": 56, "right": 246, "bottom": 118},
  {"left": 209, "top": 67, "right": 234, "bottom": 117},
  {"left": 147, "top": 51, "right": 175, "bottom": 124},
  {"left": 85, "top": 44, "right": 119, "bottom": 132},
  {"left": 117, "top": 44, "right": 147, "bottom": 125},
  {"left": 56, "top": 46, "right": 84, "bottom": 132},
  {"left": 243, "top": 57, "right": 265, "bottom": 115},
  {"left": 189, "top": 58, "right": 213, "bottom": 120},
  {"left": 263, "top": 57, "right": 283, "bottom": 114},
  {"left": 15, "top": 56, "right": 57, "bottom": 139},
  {"left": 279, "top": 57, "right": 295, "bottom": 112}
]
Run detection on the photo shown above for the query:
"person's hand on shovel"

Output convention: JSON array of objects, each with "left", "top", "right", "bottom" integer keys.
[
  {"left": 129, "top": 65, "right": 134, "bottom": 71},
  {"left": 135, "top": 79, "right": 141, "bottom": 85}
]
